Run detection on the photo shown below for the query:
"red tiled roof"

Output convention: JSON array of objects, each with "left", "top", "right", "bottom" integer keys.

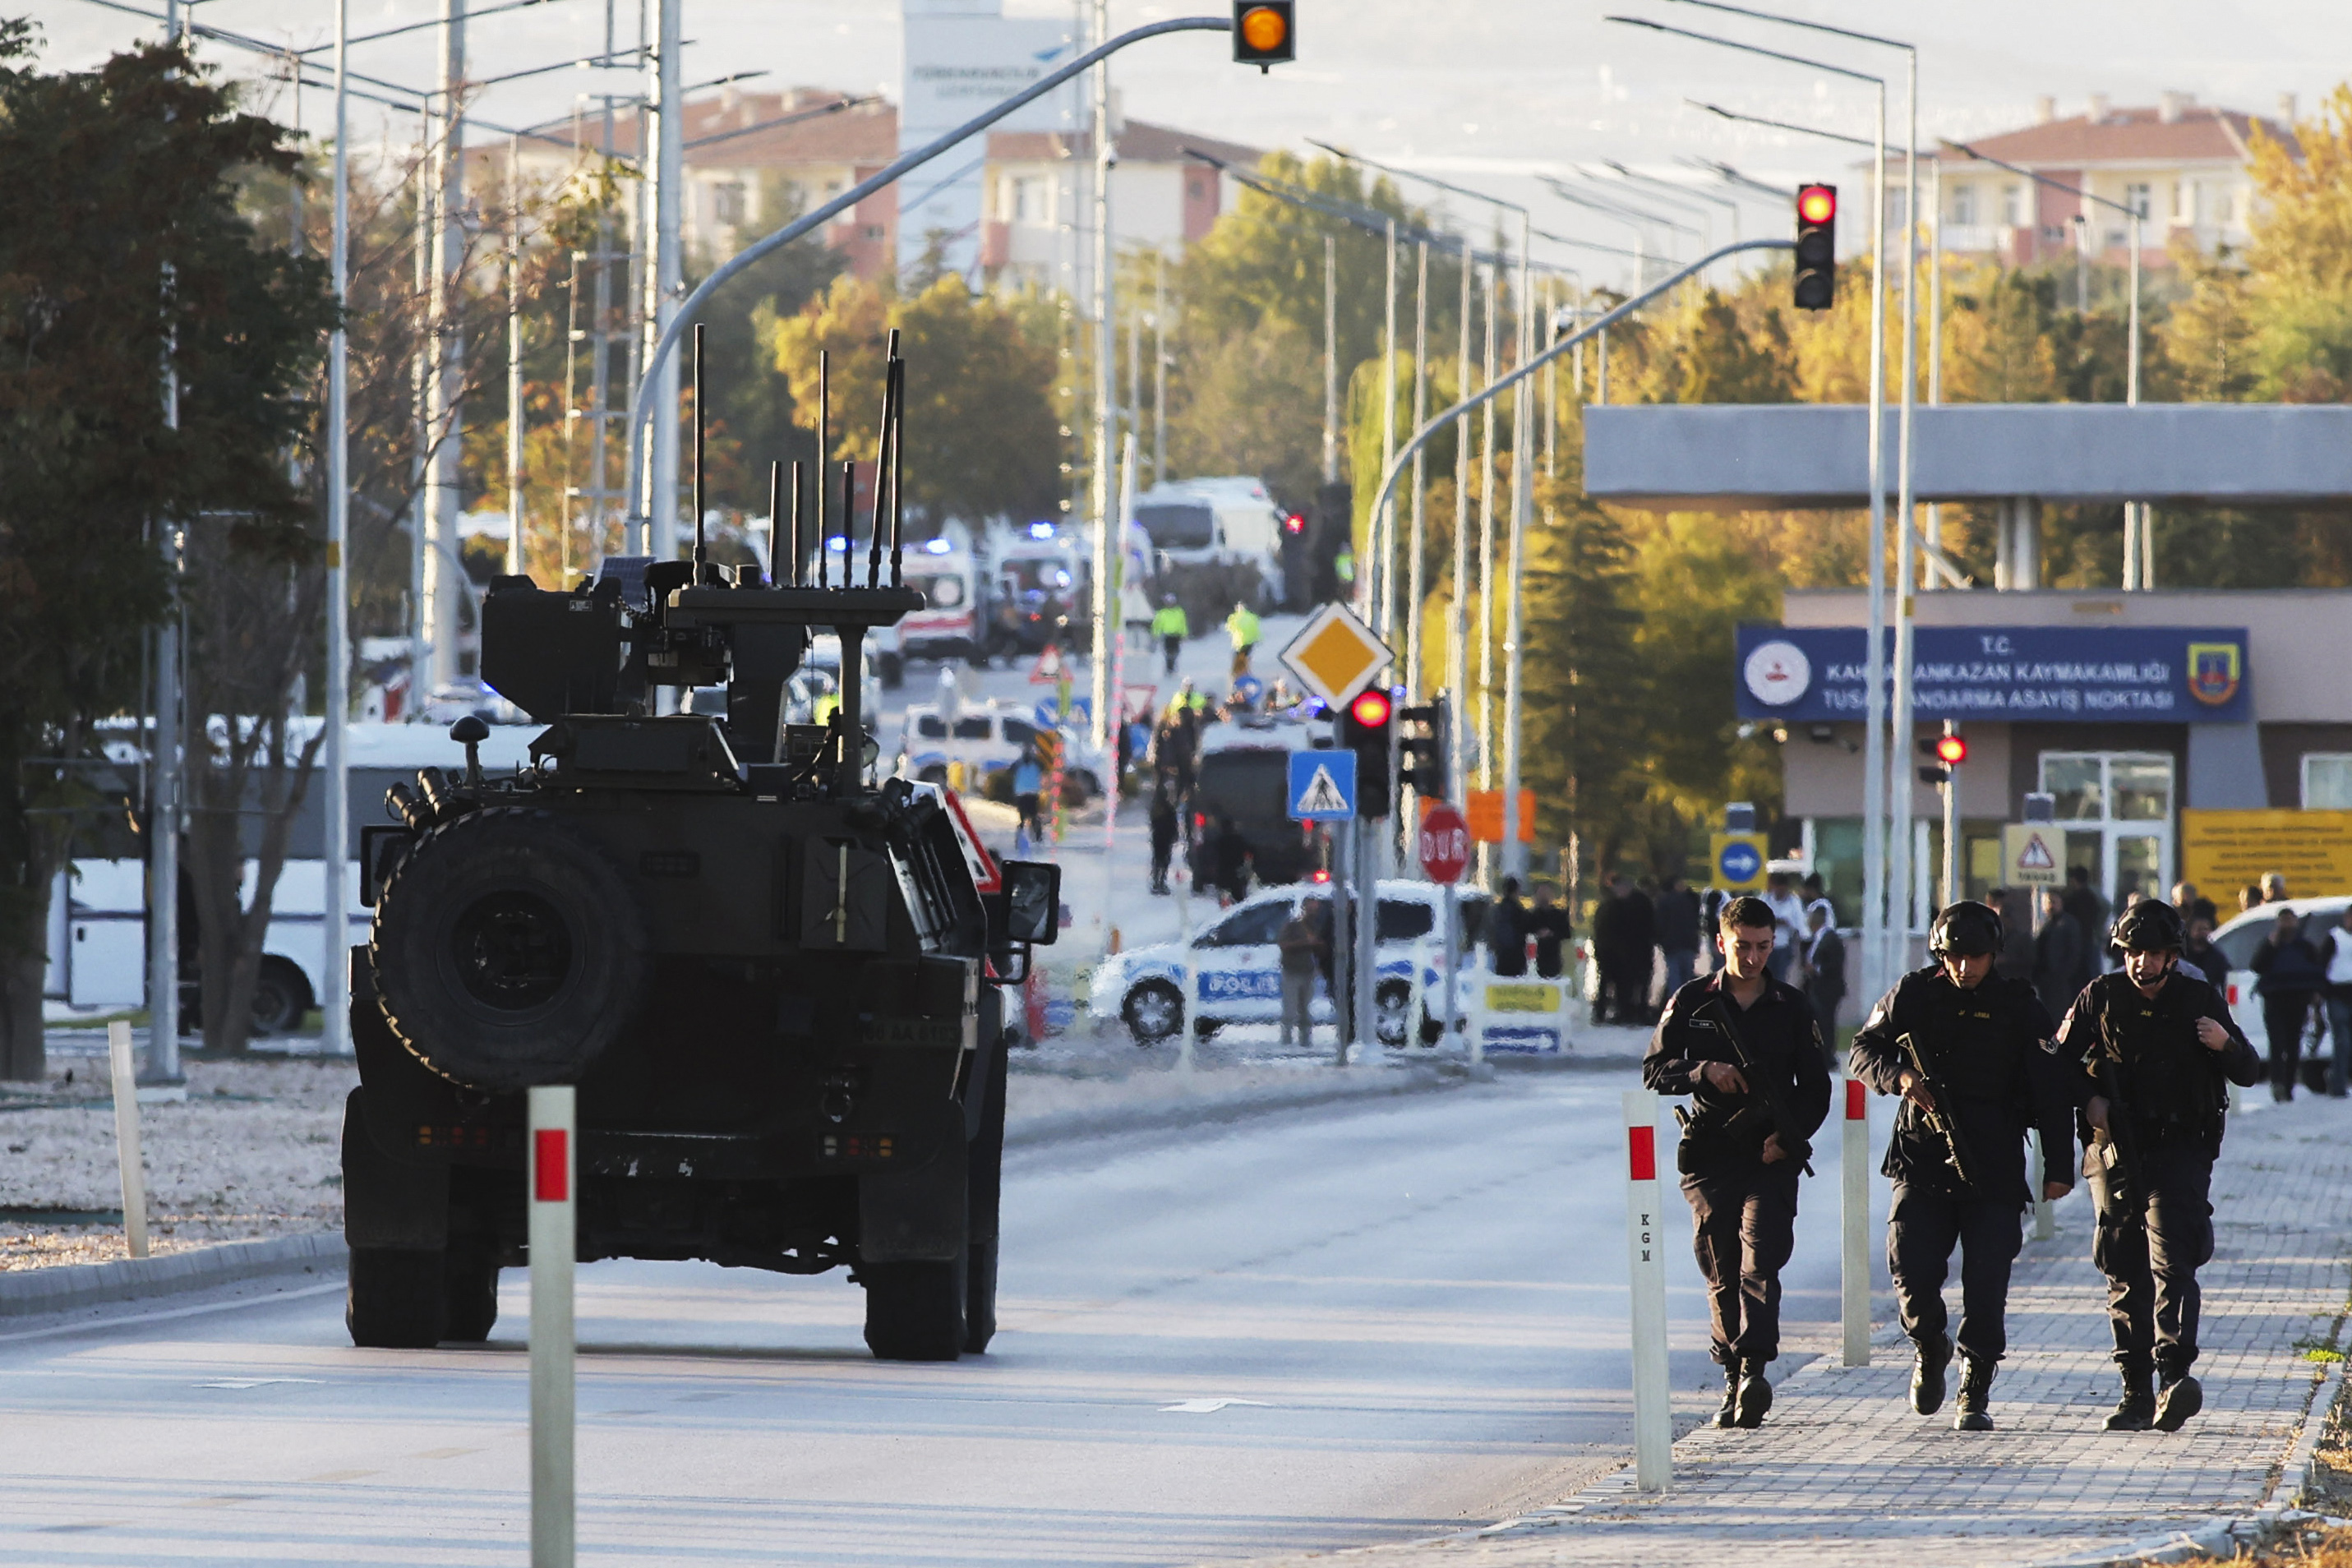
[{"left": 1936, "top": 105, "right": 2297, "bottom": 168}]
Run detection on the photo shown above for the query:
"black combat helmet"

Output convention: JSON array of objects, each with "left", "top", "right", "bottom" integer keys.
[
  {"left": 1928, "top": 900, "right": 2004, "bottom": 957},
  {"left": 2112, "top": 897, "right": 2186, "bottom": 953}
]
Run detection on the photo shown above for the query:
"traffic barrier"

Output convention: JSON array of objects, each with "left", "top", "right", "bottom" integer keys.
[
  {"left": 106, "top": 1021, "right": 149, "bottom": 1261},
  {"left": 1624, "top": 1088, "right": 1671, "bottom": 1491},
  {"left": 529, "top": 1086, "right": 576, "bottom": 1568},
  {"left": 1841, "top": 1076, "right": 1870, "bottom": 1367},
  {"left": 1463, "top": 969, "right": 1572, "bottom": 1058}
]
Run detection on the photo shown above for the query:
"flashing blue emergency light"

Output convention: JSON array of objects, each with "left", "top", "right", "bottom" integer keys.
[
  {"left": 826, "top": 536, "right": 848, "bottom": 552},
  {"left": 922, "top": 537, "right": 953, "bottom": 555},
  {"left": 1027, "top": 521, "right": 1057, "bottom": 540}
]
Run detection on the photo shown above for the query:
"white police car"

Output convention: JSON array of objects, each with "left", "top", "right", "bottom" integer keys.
[
  {"left": 1090, "top": 879, "right": 1492, "bottom": 1048},
  {"left": 2210, "top": 896, "right": 2348, "bottom": 1079}
]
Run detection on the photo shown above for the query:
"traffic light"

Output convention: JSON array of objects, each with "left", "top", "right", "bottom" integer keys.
[
  {"left": 1335, "top": 685, "right": 1394, "bottom": 819},
  {"left": 1232, "top": 2, "right": 1294, "bottom": 70},
  {"left": 1793, "top": 183, "right": 1837, "bottom": 311},
  {"left": 1397, "top": 696, "right": 1448, "bottom": 798},
  {"left": 1917, "top": 731, "right": 1967, "bottom": 785}
]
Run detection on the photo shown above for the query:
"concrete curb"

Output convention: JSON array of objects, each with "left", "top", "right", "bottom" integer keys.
[
  {"left": 1006, "top": 1063, "right": 1462, "bottom": 1148},
  {"left": 0, "top": 1230, "right": 347, "bottom": 1320}
]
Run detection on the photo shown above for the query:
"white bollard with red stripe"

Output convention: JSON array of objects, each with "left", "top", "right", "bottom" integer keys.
[
  {"left": 529, "top": 1086, "right": 576, "bottom": 1568},
  {"left": 1841, "top": 1077, "right": 1871, "bottom": 1367},
  {"left": 1623, "top": 1088, "right": 1671, "bottom": 1492}
]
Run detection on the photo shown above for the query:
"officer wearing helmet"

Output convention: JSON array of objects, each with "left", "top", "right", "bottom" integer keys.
[
  {"left": 1849, "top": 901, "right": 2078, "bottom": 1432},
  {"left": 2056, "top": 897, "right": 2260, "bottom": 1433}
]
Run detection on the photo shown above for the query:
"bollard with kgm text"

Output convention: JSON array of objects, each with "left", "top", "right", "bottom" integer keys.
[
  {"left": 106, "top": 1021, "right": 150, "bottom": 1261},
  {"left": 1623, "top": 1088, "right": 1671, "bottom": 1492},
  {"left": 1841, "top": 1077, "right": 1871, "bottom": 1367},
  {"left": 528, "top": 1086, "right": 576, "bottom": 1568}
]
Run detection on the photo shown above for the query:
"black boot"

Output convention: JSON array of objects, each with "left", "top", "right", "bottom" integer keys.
[
  {"left": 1714, "top": 1363, "right": 1741, "bottom": 1428},
  {"left": 2155, "top": 1372, "right": 2204, "bottom": 1432},
  {"left": 1733, "top": 1357, "right": 1773, "bottom": 1428},
  {"left": 1953, "top": 1355, "right": 1994, "bottom": 1432},
  {"left": 2104, "top": 1369, "right": 2156, "bottom": 1432},
  {"left": 1911, "top": 1331, "right": 1953, "bottom": 1416}
]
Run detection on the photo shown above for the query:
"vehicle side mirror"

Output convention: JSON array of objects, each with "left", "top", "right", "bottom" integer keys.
[{"left": 1002, "top": 860, "right": 1061, "bottom": 945}]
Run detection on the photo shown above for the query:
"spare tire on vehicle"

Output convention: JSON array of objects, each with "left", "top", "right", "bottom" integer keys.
[{"left": 371, "top": 806, "right": 648, "bottom": 1090}]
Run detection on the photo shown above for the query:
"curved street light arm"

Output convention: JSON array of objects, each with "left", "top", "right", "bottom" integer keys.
[
  {"left": 623, "top": 15, "right": 1232, "bottom": 524},
  {"left": 1359, "top": 237, "right": 1795, "bottom": 589}
]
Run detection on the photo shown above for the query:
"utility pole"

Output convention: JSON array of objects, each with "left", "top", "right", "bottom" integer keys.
[
  {"left": 506, "top": 134, "right": 525, "bottom": 577},
  {"left": 1447, "top": 253, "right": 1473, "bottom": 810},
  {"left": 321, "top": 0, "right": 353, "bottom": 1060},
  {"left": 1377, "top": 218, "right": 1398, "bottom": 648},
  {"left": 421, "top": 0, "right": 466, "bottom": 694},
  {"left": 642, "top": 0, "right": 683, "bottom": 560},
  {"left": 149, "top": 0, "right": 187, "bottom": 1084},
  {"left": 1087, "top": 0, "right": 1114, "bottom": 750},
  {"left": 1474, "top": 265, "right": 1497, "bottom": 884},
  {"left": 1151, "top": 253, "right": 1167, "bottom": 486},
  {"left": 1321, "top": 234, "right": 1337, "bottom": 484},
  {"left": 1404, "top": 239, "right": 1428, "bottom": 705}
]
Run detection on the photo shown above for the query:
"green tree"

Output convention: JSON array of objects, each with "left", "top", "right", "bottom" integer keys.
[
  {"left": 764, "top": 274, "right": 1060, "bottom": 529},
  {"left": 0, "top": 25, "right": 331, "bottom": 1076}
]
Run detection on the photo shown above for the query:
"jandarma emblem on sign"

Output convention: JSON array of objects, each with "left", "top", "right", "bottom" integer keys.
[{"left": 2187, "top": 642, "right": 2242, "bottom": 706}]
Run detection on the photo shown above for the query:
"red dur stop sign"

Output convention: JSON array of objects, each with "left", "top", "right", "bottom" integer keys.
[{"left": 1418, "top": 802, "right": 1471, "bottom": 884}]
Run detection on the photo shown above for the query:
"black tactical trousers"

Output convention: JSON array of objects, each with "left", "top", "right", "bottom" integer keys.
[
  {"left": 2084, "top": 1140, "right": 2216, "bottom": 1379},
  {"left": 1887, "top": 1181, "right": 2023, "bottom": 1365},
  {"left": 1681, "top": 1160, "right": 1801, "bottom": 1367}
]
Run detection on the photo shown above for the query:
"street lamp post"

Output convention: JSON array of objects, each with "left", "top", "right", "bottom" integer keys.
[
  {"left": 1609, "top": 12, "right": 1896, "bottom": 1001},
  {"left": 321, "top": 0, "right": 353, "bottom": 1059}
]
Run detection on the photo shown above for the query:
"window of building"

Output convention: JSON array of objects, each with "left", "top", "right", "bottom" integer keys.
[
  {"left": 2125, "top": 182, "right": 2151, "bottom": 219},
  {"left": 712, "top": 182, "right": 745, "bottom": 227},
  {"left": 1012, "top": 176, "right": 1047, "bottom": 222},
  {"left": 1949, "top": 183, "right": 1976, "bottom": 226},
  {"left": 2002, "top": 183, "right": 2024, "bottom": 226},
  {"left": 2040, "top": 751, "right": 2175, "bottom": 908},
  {"left": 864, "top": 224, "right": 885, "bottom": 241},
  {"left": 1889, "top": 189, "right": 1907, "bottom": 230},
  {"left": 2218, "top": 186, "right": 2239, "bottom": 224},
  {"left": 2305, "top": 754, "right": 2352, "bottom": 809}
]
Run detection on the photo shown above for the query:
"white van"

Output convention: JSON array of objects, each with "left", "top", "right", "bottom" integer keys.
[{"left": 1132, "top": 478, "right": 1287, "bottom": 607}]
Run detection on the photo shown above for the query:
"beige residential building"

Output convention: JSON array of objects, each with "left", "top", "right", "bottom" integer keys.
[
  {"left": 496, "top": 86, "right": 1256, "bottom": 290},
  {"left": 1925, "top": 92, "right": 2300, "bottom": 270}
]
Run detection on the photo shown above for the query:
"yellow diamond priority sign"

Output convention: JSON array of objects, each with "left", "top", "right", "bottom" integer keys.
[{"left": 1279, "top": 602, "right": 1393, "bottom": 708}]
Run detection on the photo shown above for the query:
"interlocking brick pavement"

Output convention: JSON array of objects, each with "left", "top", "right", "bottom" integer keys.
[{"left": 1236, "top": 1094, "right": 2352, "bottom": 1567}]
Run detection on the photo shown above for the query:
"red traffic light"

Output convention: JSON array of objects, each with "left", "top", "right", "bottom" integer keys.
[
  {"left": 1797, "top": 184, "right": 1837, "bottom": 225},
  {"left": 1283, "top": 511, "right": 1306, "bottom": 534},
  {"left": 1349, "top": 688, "right": 1392, "bottom": 728},
  {"left": 1934, "top": 734, "right": 1968, "bottom": 766}
]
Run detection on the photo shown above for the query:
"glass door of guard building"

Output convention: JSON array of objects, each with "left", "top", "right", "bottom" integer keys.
[{"left": 2038, "top": 752, "right": 2174, "bottom": 913}]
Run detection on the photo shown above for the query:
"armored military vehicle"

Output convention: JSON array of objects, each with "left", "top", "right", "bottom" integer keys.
[{"left": 343, "top": 336, "right": 1056, "bottom": 1360}]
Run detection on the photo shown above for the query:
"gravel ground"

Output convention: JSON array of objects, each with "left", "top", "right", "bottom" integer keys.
[{"left": 0, "top": 1053, "right": 356, "bottom": 1271}]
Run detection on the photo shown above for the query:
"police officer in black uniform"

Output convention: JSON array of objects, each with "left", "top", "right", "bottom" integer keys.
[
  {"left": 2058, "top": 898, "right": 2262, "bottom": 1432},
  {"left": 1849, "top": 902, "right": 2078, "bottom": 1432},
  {"left": 1644, "top": 893, "right": 1833, "bottom": 1429}
]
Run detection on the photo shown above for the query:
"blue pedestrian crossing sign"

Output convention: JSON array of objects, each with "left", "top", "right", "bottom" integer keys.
[{"left": 1288, "top": 750, "right": 1358, "bottom": 820}]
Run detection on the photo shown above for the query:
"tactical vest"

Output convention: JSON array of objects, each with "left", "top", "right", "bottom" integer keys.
[{"left": 2092, "top": 975, "right": 2227, "bottom": 1147}]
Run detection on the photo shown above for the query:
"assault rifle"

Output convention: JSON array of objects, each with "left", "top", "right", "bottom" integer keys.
[
  {"left": 1897, "top": 1031, "right": 1983, "bottom": 1191},
  {"left": 2089, "top": 1049, "right": 2146, "bottom": 1211},
  {"left": 1703, "top": 997, "right": 1815, "bottom": 1175}
]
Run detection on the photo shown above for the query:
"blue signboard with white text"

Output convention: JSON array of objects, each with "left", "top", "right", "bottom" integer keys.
[{"left": 1735, "top": 625, "right": 2251, "bottom": 724}]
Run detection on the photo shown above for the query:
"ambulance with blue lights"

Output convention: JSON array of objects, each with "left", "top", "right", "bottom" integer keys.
[{"left": 897, "top": 523, "right": 985, "bottom": 663}]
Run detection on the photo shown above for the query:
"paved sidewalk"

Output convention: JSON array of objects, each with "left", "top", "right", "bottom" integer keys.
[{"left": 1234, "top": 1093, "right": 2352, "bottom": 1567}]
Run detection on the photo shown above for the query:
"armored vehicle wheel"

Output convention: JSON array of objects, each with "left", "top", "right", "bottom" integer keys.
[
  {"left": 442, "top": 1249, "right": 500, "bottom": 1343},
  {"left": 371, "top": 808, "right": 648, "bottom": 1091},
  {"left": 862, "top": 1257, "right": 967, "bottom": 1361},
  {"left": 1123, "top": 980, "right": 1183, "bottom": 1046},
  {"left": 249, "top": 957, "right": 310, "bottom": 1036},
  {"left": 347, "top": 1248, "right": 448, "bottom": 1349},
  {"left": 963, "top": 1240, "right": 998, "bottom": 1354}
]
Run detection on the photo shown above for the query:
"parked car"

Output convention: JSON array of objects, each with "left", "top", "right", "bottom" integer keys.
[
  {"left": 893, "top": 698, "right": 1106, "bottom": 799},
  {"left": 1089, "top": 879, "right": 1492, "bottom": 1049},
  {"left": 2211, "top": 896, "right": 2346, "bottom": 1088}
]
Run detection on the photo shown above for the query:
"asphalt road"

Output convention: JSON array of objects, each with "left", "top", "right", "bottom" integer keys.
[{"left": 0, "top": 1074, "right": 1893, "bottom": 1566}]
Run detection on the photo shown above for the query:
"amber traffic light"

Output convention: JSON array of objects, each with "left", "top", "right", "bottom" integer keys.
[
  {"left": 1794, "top": 182, "right": 1837, "bottom": 311},
  {"left": 1234, "top": 2, "right": 1294, "bottom": 69}
]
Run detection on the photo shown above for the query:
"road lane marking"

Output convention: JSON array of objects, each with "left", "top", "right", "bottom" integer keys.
[
  {"left": 1160, "top": 1398, "right": 1274, "bottom": 1413},
  {"left": 302, "top": 1470, "right": 379, "bottom": 1483},
  {"left": 196, "top": 1377, "right": 325, "bottom": 1389}
]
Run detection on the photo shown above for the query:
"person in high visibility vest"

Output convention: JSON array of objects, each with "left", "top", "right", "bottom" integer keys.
[
  {"left": 1151, "top": 593, "right": 1189, "bottom": 676},
  {"left": 1225, "top": 601, "right": 1261, "bottom": 679}
]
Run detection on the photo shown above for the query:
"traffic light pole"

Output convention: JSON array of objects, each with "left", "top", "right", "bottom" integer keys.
[
  {"left": 620, "top": 16, "right": 1236, "bottom": 523},
  {"left": 1940, "top": 721, "right": 1961, "bottom": 908}
]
